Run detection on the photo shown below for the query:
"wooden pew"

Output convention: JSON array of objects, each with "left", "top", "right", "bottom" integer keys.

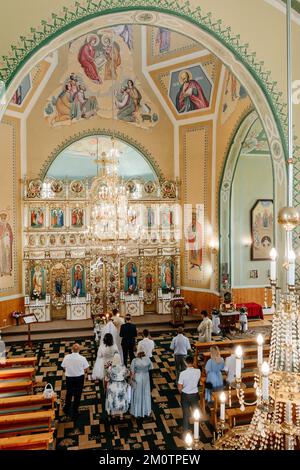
[
  {"left": 0, "top": 379, "right": 33, "bottom": 396},
  {"left": 0, "top": 394, "right": 55, "bottom": 415},
  {"left": 226, "top": 405, "right": 256, "bottom": 427},
  {"left": 193, "top": 337, "right": 270, "bottom": 367},
  {"left": 201, "top": 345, "right": 270, "bottom": 365},
  {"left": 0, "top": 357, "right": 37, "bottom": 369},
  {"left": 0, "top": 367, "right": 35, "bottom": 381},
  {"left": 0, "top": 410, "right": 54, "bottom": 438},
  {"left": 210, "top": 388, "right": 256, "bottom": 427},
  {"left": 0, "top": 431, "right": 53, "bottom": 450}
]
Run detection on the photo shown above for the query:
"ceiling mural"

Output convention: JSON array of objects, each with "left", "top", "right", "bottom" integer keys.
[
  {"left": 44, "top": 25, "right": 159, "bottom": 129},
  {"left": 147, "top": 26, "right": 203, "bottom": 65},
  {"left": 241, "top": 118, "right": 270, "bottom": 156},
  {"left": 149, "top": 54, "right": 221, "bottom": 120},
  {"left": 220, "top": 69, "right": 248, "bottom": 125}
]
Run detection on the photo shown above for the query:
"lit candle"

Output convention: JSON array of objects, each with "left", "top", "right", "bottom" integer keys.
[
  {"left": 219, "top": 392, "right": 226, "bottom": 421},
  {"left": 235, "top": 346, "right": 243, "bottom": 380},
  {"left": 269, "top": 248, "right": 277, "bottom": 281},
  {"left": 185, "top": 432, "right": 193, "bottom": 450},
  {"left": 257, "top": 334, "right": 264, "bottom": 368},
  {"left": 288, "top": 250, "right": 296, "bottom": 286},
  {"left": 261, "top": 361, "right": 269, "bottom": 401},
  {"left": 193, "top": 409, "right": 200, "bottom": 441}
]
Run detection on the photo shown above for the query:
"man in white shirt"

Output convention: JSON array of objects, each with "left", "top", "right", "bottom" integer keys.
[
  {"left": 170, "top": 327, "right": 192, "bottom": 382},
  {"left": 178, "top": 356, "right": 201, "bottom": 432},
  {"left": 224, "top": 346, "right": 244, "bottom": 384},
  {"left": 61, "top": 343, "right": 89, "bottom": 425},
  {"left": 138, "top": 329, "right": 155, "bottom": 389}
]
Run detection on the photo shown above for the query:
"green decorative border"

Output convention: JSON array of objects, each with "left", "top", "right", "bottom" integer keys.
[
  {"left": 0, "top": 0, "right": 289, "bottom": 158},
  {"left": 39, "top": 127, "right": 165, "bottom": 182}
]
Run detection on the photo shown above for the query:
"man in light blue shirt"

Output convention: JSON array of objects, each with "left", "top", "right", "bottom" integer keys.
[{"left": 170, "top": 327, "right": 192, "bottom": 382}]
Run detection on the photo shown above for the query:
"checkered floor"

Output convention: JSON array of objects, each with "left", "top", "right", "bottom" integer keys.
[{"left": 6, "top": 331, "right": 214, "bottom": 450}]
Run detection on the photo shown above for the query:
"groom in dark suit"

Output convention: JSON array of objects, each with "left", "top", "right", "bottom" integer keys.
[{"left": 120, "top": 314, "right": 137, "bottom": 367}]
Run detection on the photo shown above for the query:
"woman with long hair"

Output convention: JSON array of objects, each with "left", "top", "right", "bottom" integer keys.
[
  {"left": 92, "top": 332, "right": 118, "bottom": 381},
  {"left": 105, "top": 354, "right": 130, "bottom": 420},
  {"left": 130, "top": 344, "right": 152, "bottom": 418},
  {"left": 205, "top": 346, "right": 224, "bottom": 402}
]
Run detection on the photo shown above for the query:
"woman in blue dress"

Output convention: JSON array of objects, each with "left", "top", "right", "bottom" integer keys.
[
  {"left": 105, "top": 354, "right": 130, "bottom": 419},
  {"left": 130, "top": 344, "right": 152, "bottom": 418},
  {"left": 205, "top": 346, "right": 224, "bottom": 402}
]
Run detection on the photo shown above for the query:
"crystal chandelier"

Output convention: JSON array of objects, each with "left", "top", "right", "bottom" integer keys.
[
  {"left": 214, "top": 0, "right": 300, "bottom": 451},
  {"left": 88, "top": 137, "right": 129, "bottom": 248}
]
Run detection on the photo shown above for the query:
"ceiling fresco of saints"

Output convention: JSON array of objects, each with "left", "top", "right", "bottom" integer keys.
[{"left": 44, "top": 25, "right": 159, "bottom": 129}]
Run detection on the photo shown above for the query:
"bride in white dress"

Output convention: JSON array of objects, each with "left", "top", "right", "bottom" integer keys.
[{"left": 92, "top": 332, "right": 119, "bottom": 381}]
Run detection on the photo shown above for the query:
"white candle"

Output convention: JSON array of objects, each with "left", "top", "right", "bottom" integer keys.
[
  {"left": 261, "top": 362, "right": 269, "bottom": 401},
  {"left": 235, "top": 346, "right": 243, "bottom": 380},
  {"left": 288, "top": 250, "right": 296, "bottom": 285},
  {"left": 269, "top": 248, "right": 277, "bottom": 281},
  {"left": 185, "top": 432, "right": 193, "bottom": 450},
  {"left": 257, "top": 334, "right": 264, "bottom": 368},
  {"left": 219, "top": 392, "right": 226, "bottom": 421},
  {"left": 193, "top": 409, "right": 200, "bottom": 441}
]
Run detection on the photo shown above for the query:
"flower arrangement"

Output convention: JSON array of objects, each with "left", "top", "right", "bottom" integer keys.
[{"left": 11, "top": 311, "right": 23, "bottom": 326}]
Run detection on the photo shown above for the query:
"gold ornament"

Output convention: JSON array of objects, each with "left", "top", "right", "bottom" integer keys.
[{"left": 277, "top": 207, "right": 300, "bottom": 230}]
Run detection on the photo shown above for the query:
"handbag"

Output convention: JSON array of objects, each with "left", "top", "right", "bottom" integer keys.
[
  {"left": 43, "top": 383, "right": 55, "bottom": 399},
  {"left": 205, "top": 381, "right": 213, "bottom": 390}
]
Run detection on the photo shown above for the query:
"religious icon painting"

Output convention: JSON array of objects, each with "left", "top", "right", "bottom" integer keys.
[
  {"left": 0, "top": 211, "right": 13, "bottom": 278},
  {"left": 39, "top": 234, "right": 46, "bottom": 247},
  {"left": 50, "top": 208, "right": 64, "bottom": 228},
  {"left": 31, "top": 264, "right": 46, "bottom": 299},
  {"left": 251, "top": 199, "right": 274, "bottom": 260},
  {"left": 169, "top": 65, "right": 212, "bottom": 115},
  {"left": 125, "top": 262, "right": 138, "bottom": 294},
  {"left": 59, "top": 234, "right": 66, "bottom": 245},
  {"left": 72, "top": 264, "right": 85, "bottom": 297},
  {"left": 147, "top": 206, "right": 156, "bottom": 228},
  {"left": 30, "top": 208, "right": 44, "bottom": 228},
  {"left": 49, "top": 234, "right": 56, "bottom": 246},
  {"left": 160, "top": 206, "right": 174, "bottom": 228},
  {"left": 184, "top": 204, "right": 204, "bottom": 281},
  {"left": 69, "top": 234, "right": 76, "bottom": 245},
  {"left": 71, "top": 208, "right": 84, "bottom": 227},
  {"left": 161, "top": 261, "right": 175, "bottom": 291}
]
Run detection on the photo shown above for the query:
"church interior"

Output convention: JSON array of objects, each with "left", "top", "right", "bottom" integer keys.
[{"left": 0, "top": 0, "right": 300, "bottom": 453}]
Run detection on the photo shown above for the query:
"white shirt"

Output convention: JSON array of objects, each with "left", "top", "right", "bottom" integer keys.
[
  {"left": 178, "top": 367, "right": 201, "bottom": 394},
  {"left": 138, "top": 338, "right": 155, "bottom": 358},
  {"left": 224, "top": 354, "right": 244, "bottom": 383},
  {"left": 61, "top": 353, "right": 89, "bottom": 377},
  {"left": 170, "top": 334, "right": 191, "bottom": 356}
]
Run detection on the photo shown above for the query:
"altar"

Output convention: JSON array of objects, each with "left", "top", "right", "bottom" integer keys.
[
  {"left": 24, "top": 295, "right": 51, "bottom": 322},
  {"left": 120, "top": 291, "right": 144, "bottom": 316}
]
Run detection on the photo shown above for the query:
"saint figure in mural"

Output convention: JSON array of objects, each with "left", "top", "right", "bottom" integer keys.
[
  {"left": 55, "top": 277, "right": 63, "bottom": 297},
  {"left": 125, "top": 262, "right": 137, "bottom": 293},
  {"left": 225, "top": 71, "right": 238, "bottom": 101},
  {"left": 186, "top": 211, "right": 203, "bottom": 270},
  {"left": 156, "top": 28, "right": 171, "bottom": 53},
  {"left": 78, "top": 35, "right": 102, "bottom": 84},
  {"left": 32, "top": 265, "right": 43, "bottom": 298},
  {"left": 73, "top": 264, "right": 84, "bottom": 297},
  {"left": 102, "top": 35, "right": 121, "bottom": 80},
  {"left": 175, "top": 70, "right": 209, "bottom": 113},
  {"left": 0, "top": 213, "right": 13, "bottom": 277},
  {"left": 115, "top": 80, "right": 142, "bottom": 122},
  {"left": 31, "top": 209, "right": 44, "bottom": 227},
  {"left": 72, "top": 208, "right": 84, "bottom": 227}
]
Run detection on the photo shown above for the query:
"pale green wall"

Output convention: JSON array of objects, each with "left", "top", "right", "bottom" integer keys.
[{"left": 231, "top": 154, "right": 273, "bottom": 287}]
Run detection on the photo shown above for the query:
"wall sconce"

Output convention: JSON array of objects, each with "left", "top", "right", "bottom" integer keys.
[
  {"left": 242, "top": 237, "right": 252, "bottom": 247},
  {"left": 209, "top": 239, "right": 219, "bottom": 254}
]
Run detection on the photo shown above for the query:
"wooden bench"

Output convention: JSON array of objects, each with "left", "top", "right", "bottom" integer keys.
[
  {"left": 0, "top": 357, "right": 37, "bottom": 369},
  {"left": 225, "top": 405, "right": 256, "bottom": 427},
  {"left": 194, "top": 337, "right": 270, "bottom": 367},
  {"left": 0, "top": 379, "right": 33, "bottom": 397},
  {"left": 201, "top": 345, "right": 270, "bottom": 364},
  {"left": 0, "top": 410, "right": 54, "bottom": 438},
  {"left": 0, "top": 394, "right": 55, "bottom": 415},
  {"left": 0, "top": 431, "right": 53, "bottom": 450},
  {"left": 210, "top": 388, "right": 256, "bottom": 427},
  {"left": 0, "top": 367, "right": 35, "bottom": 381}
]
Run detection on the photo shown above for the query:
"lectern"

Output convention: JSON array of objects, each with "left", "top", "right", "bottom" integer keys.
[{"left": 170, "top": 297, "right": 185, "bottom": 327}]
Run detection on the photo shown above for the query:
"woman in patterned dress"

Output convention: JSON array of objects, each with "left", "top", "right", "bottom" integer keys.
[{"left": 105, "top": 354, "right": 130, "bottom": 419}]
